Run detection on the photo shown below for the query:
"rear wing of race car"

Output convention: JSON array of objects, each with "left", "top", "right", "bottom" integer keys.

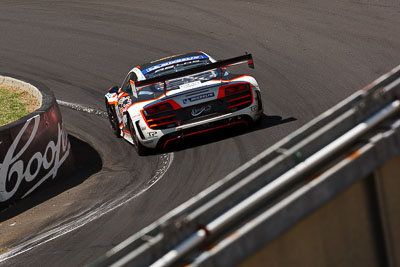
[{"left": 134, "top": 53, "right": 254, "bottom": 89}]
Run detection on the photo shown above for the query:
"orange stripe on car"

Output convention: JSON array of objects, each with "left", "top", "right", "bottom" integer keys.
[
  {"left": 147, "top": 114, "right": 175, "bottom": 122},
  {"left": 118, "top": 93, "right": 129, "bottom": 99}
]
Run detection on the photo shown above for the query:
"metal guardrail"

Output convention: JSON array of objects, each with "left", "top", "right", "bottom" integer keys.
[{"left": 90, "top": 65, "right": 400, "bottom": 267}]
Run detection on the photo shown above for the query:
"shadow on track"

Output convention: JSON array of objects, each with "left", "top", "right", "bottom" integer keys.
[
  {"left": 0, "top": 135, "right": 102, "bottom": 222},
  {"left": 162, "top": 114, "right": 297, "bottom": 153}
]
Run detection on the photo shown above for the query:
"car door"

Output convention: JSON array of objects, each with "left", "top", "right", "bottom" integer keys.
[{"left": 118, "top": 72, "right": 138, "bottom": 130}]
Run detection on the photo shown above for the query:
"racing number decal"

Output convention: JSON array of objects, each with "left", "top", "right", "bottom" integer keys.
[{"left": 148, "top": 132, "right": 157, "bottom": 137}]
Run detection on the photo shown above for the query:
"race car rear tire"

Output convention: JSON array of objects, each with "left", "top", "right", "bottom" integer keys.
[
  {"left": 252, "top": 115, "right": 262, "bottom": 126},
  {"left": 127, "top": 115, "right": 148, "bottom": 156},
  {"left": 252, "top": 90, "right": 264, "bottom": 126},
  {"left": 105, "top": 98, "right": 121, "bottom": 138}
]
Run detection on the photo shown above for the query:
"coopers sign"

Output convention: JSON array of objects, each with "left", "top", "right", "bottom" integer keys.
[
  {"left": 0, "top": 114, "right": 70, "bottom": 201},
  {"left": 0, "top": 76, "right": 71, "bottom": 203}
]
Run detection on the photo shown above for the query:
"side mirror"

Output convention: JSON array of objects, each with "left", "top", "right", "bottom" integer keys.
[{"left": 108, "top": 86, "right": 119, "bottom": 94}]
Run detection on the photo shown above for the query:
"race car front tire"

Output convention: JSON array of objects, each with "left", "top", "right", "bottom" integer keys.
[{"left": 105, "top": 98, "right": 121, "bottom": 138}]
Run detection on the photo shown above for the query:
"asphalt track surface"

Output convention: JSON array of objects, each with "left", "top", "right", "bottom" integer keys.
[{"left": 0, "top": 0, "right": 399, "bottom": 266}]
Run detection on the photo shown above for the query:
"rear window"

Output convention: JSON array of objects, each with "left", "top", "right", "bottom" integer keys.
[{"left": 137, "top": 68, "right": 227, "bottom": 102}]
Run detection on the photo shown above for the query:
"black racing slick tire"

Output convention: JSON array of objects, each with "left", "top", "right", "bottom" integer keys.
[
  {"left": 127, "top": 115, "right": 148, "bottom": 156},
  {"left": 251, "top": 90, "right": 263, "bottom": 126},
  {"left": 253, "top": 115, "right": 262, "bottom": 126},
  {"left": 105, "top": 98, "right": 121, "bottom": 138}
]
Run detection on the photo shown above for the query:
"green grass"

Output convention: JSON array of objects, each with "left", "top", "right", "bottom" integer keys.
[
  {"left": 0, "top": 84, "right": 40, "bottom": 126},
  {"left": 0, "top": 247, "right": 10, "bottom": 255}
]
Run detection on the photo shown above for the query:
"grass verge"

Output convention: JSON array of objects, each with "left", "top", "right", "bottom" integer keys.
[
  {"left": 0, "top": 247, "right": 10, "bottom": 255},
  {"left": 0, "top": 84, "right": 40, "bottom": 126}
]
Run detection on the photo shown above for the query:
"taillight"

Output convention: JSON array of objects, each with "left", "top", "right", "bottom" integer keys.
[
  {"left": 218, "top": 83, "right": 253, "bottom": 111},
  {"left": 225, "top": 83, "right": 249, "bottom": 96},
  {"left": 144, "top": 103, "right": 173, "bottom": 116},
  {"left": 143, "top": 102, "right": 180, "bottom": 129}
]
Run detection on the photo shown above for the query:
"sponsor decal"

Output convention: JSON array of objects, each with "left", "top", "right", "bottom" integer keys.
[
  {"left": 191, "top": 105, "right": 212, "bottom": 117},
  {"left": 142, "top": 55, "right": 209, "bottom": 75},
  {"left": 179, "top": 81, "right": 201, "bottom": 90},
  {"left": 183, "top": 92, "right": 214, "bottom": 104},
  {"left": 118, "top": 96, "right": 132, "bottom": 115},
  {"left": 106, "top": 92, "right": 117, "bottom": 100},
  {"left": 0, "top": 116, "right": 70, "bottom": 201}
]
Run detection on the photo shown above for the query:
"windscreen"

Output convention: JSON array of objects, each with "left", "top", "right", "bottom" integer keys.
[{"left": 144, "top": 58, "right": 211, "bottom": 79}]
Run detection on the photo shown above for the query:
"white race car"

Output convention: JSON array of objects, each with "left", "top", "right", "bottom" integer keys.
[{"left": 105, "top": 52, "right": 263, "bottom": 155}]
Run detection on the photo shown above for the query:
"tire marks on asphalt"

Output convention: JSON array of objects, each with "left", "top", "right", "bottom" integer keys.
[
  {"left": 0, "top": 153, "right": 173, "bottom": 263},
  {"left": 0, "top": 100, "right": 174, "bottom": 263},
  {"left": 57, "top": 100, "right": 108, "bottom": 118}
]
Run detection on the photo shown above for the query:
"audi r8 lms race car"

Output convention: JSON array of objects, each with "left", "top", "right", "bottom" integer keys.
[{"left": 105, "top": 51, "right": 263, "bottom": 155}]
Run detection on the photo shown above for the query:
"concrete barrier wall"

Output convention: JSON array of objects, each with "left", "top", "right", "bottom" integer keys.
[{"left": 0, "top": 75, "right": 71, "bottom": 203}]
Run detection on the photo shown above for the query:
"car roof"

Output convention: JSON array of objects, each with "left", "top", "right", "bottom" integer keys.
[{"left": 137, "top": 51, "right": 210, "bottom": 76}]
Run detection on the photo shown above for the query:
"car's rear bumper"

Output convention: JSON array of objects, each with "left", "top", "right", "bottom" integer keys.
[
  {"left": 138, "top": 94, "right": 263, "bottom": 149},
  {"left": 157, "top": 114, "right": 253, "bottom": 149}
]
